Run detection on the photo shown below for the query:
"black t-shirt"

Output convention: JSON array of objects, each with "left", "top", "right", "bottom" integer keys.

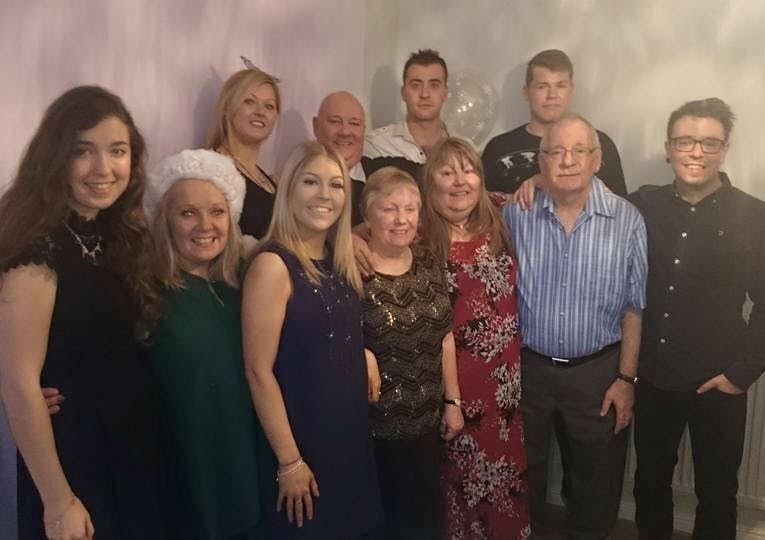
[
  {"left": 351, "top": 156, "right": 423, "bottom": 227},
  {"left": 482, "top": 123, "right": 627, "bottom": 196},
  {"left": 361, "top": 155, "right": 422, "bottom": 182}
]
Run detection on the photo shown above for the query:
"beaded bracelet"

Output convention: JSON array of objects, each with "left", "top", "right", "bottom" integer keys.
[{"left": 276, "top": 458, "right": 305, "bottom": 481}]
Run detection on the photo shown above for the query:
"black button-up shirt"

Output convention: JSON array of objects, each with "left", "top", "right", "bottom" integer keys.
[{"left": 629, "top": 174, "right": 765, "bottom": 391}]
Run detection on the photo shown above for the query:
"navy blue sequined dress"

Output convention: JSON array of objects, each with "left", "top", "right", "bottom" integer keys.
[{"left": 258, "top": 242, "right": 382, "bottom": 540}]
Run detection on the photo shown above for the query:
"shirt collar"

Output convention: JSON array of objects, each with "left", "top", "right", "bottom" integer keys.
[
  {"left": 588, "top": 177, "right": 614, "bottom": 217},
  {"left": 392, "top": 119, "right": 450, "bottom": 143},
  {"left": 392, "top": 120, "right": 415, "bottom": 143},
  {"left": 670, "top": 171, "right": 732, "bottom": 206},
  {"left": 349, "top": 161, "right": 366, "bottom": 183},
  {"left": 540, "top": 176, "right": 613, "bottom": 218}
]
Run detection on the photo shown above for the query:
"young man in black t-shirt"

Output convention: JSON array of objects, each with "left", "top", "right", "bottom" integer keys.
[{"left": 482, "top": 49, "right": 627, "bottom": 196}]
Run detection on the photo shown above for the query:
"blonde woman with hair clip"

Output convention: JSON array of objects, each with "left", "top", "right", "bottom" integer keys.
[
  {"left": 208, "top": 65, "right": 280, "bottom": 240},
  {"left": 143, "top": 149, "right": 262, "bottom": 539},
  {"left": 242, "top": 141, "right": 382, "bottom": 539}
]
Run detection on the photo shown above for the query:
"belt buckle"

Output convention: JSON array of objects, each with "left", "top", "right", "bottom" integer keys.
[{"left": 551, "top": 356, "right": 570, "bottom": 366}]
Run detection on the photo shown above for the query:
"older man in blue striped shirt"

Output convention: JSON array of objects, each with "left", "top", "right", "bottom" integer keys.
[{"left": 503, "top": 114, "right": 647, "bottom": 540}]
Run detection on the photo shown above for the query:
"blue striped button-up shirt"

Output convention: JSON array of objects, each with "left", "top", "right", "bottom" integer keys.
[{"left": 503, "top": 177, "right": 647, "bottom": 358}]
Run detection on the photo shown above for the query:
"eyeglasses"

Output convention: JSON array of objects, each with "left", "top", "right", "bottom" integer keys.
[
  {"left": 540, "top": 146, "right": 599, "bottom": 160},
  {"left": 669, "top": 137, "right": 726, "bottom": 154}
]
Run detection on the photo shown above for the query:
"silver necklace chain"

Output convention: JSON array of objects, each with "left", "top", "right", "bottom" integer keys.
[{"left": 64, "top": 223, "right": 103, "bottom": 264}]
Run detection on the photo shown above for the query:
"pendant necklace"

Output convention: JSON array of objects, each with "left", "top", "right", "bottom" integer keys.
[
  {"left": 450, "top": 219, "right": 472, "bottom": 241},
  {"left": 451, "top": 220, "right": 470, "bottom": 232},
  {"left": 64, "top": 223, "right": 103, "bottom": 264},
  {"left": 221, "top": 147, "right": 275, "bottom": 193}
]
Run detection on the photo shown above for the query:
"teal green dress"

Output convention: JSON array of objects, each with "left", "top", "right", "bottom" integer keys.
[{"left": 149, "top": 274, "right": 261, "bottom": 539}]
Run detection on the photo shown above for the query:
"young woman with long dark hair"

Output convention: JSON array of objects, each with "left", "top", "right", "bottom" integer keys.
[{"left": 0, "top": 86, "right": 168, "bottom": 539}]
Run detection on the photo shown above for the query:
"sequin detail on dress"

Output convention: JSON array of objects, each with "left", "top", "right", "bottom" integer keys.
[{"left": 362, "top": 244, "right": 453, "bottom": 440}]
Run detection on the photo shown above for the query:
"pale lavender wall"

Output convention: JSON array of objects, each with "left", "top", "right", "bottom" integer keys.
[
  {"left": 0, "top": 0, "right": 367, "bottom": 187},
  {"left": 0, "top": 0, "right": 367, "bottom": 535},
  {"left": 3, "top": 0, "right": 765, "bottom": 536}
]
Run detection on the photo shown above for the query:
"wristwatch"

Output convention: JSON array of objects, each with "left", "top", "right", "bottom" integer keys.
[
  {"left": 444, "top": 398, "right": 463, "bottom": 407},
  {"left": 615, "top": 372, "right": 638, "bottom": 385}
]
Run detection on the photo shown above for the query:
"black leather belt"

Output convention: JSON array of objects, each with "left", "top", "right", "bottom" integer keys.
[{"left": 527, "top": 341, "right": 621, "bottom": 368}]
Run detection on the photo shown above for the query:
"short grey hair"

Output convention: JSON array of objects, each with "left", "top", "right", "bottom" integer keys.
[{"left": 541, "top": 113, "right": 600, "bottom": 150}]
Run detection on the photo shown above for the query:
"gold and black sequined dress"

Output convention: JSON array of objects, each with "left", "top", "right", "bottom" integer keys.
[{"left": 362, "top": 244, "right": 453, "bottom": 440}]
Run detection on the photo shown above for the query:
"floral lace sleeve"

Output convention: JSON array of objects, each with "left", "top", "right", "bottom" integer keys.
[{"left": 2, "top": 234, "right": 60, "bottom": 274}]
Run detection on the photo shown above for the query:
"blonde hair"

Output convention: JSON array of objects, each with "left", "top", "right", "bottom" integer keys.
[
  {"left": 151, "top": 182, "right": 243, "bottom": 290},
  {"left": 360, "top": 166, "right": 421, "bottom": 219},
  {"left": 421, "top": 137, "right": 511, "bottom": 263},
  {"left": 259, "top": 141, "right": 362, "bottom": 293},
  {"left": 206, "top": 67, "right": 281, "bottom": 150}
]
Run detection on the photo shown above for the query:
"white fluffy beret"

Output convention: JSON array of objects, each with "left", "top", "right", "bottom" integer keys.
[{"left": 144, "top": 149, "right": 246, "bottom": 223}]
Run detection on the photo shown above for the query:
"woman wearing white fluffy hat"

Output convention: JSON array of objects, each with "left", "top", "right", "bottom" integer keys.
[{"left": 144, "top": 148, "right": 263, "bottom": 539}]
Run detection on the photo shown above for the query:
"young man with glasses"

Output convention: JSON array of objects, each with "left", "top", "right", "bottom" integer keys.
[
  {"left": 630, "top": 98, "right": 765, "bottom": 540},
  {"left": 504, "top": 113, "right": 647, "bottom": 539}
]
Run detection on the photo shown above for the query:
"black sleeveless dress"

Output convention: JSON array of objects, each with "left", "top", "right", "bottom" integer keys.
[
  {"left": 257, "top": 242, "right": 382, "bottom": 540},
  {"left": 13, "top": 213, "right": 170, "bottom": 539},
  {"left": 238, "top": 166, "right": 276, "bottom": 239}
]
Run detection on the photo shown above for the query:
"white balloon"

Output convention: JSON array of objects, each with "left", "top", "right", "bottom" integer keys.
[{"left": 442, "top": 70, "right": 499, "bottom": 146}]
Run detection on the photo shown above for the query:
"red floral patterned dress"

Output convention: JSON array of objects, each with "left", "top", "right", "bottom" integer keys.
[{"left": 441, "top": 234, "right": 530, "bottom": 540}]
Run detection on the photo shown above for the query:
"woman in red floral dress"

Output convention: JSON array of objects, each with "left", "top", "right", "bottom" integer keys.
[{"left": 421, "top": 138, "right": 530, "bottom": 540}]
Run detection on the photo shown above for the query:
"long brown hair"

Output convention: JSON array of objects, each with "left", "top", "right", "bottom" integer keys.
[
  {"left": 420, "top": 137, "right": 511, "bottom": 263},
  {"left": 0, "top": 85, "right": 161, "bottom": 324}
]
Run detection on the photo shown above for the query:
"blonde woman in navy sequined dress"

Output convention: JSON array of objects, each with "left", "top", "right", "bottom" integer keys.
[{"left": 242, "top": 141, "right": 382, "bottom": 539}]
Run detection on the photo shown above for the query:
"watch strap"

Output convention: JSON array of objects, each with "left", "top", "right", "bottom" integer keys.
[{"left": 615, "top": 372, "right": 638, "bottom": 385}]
